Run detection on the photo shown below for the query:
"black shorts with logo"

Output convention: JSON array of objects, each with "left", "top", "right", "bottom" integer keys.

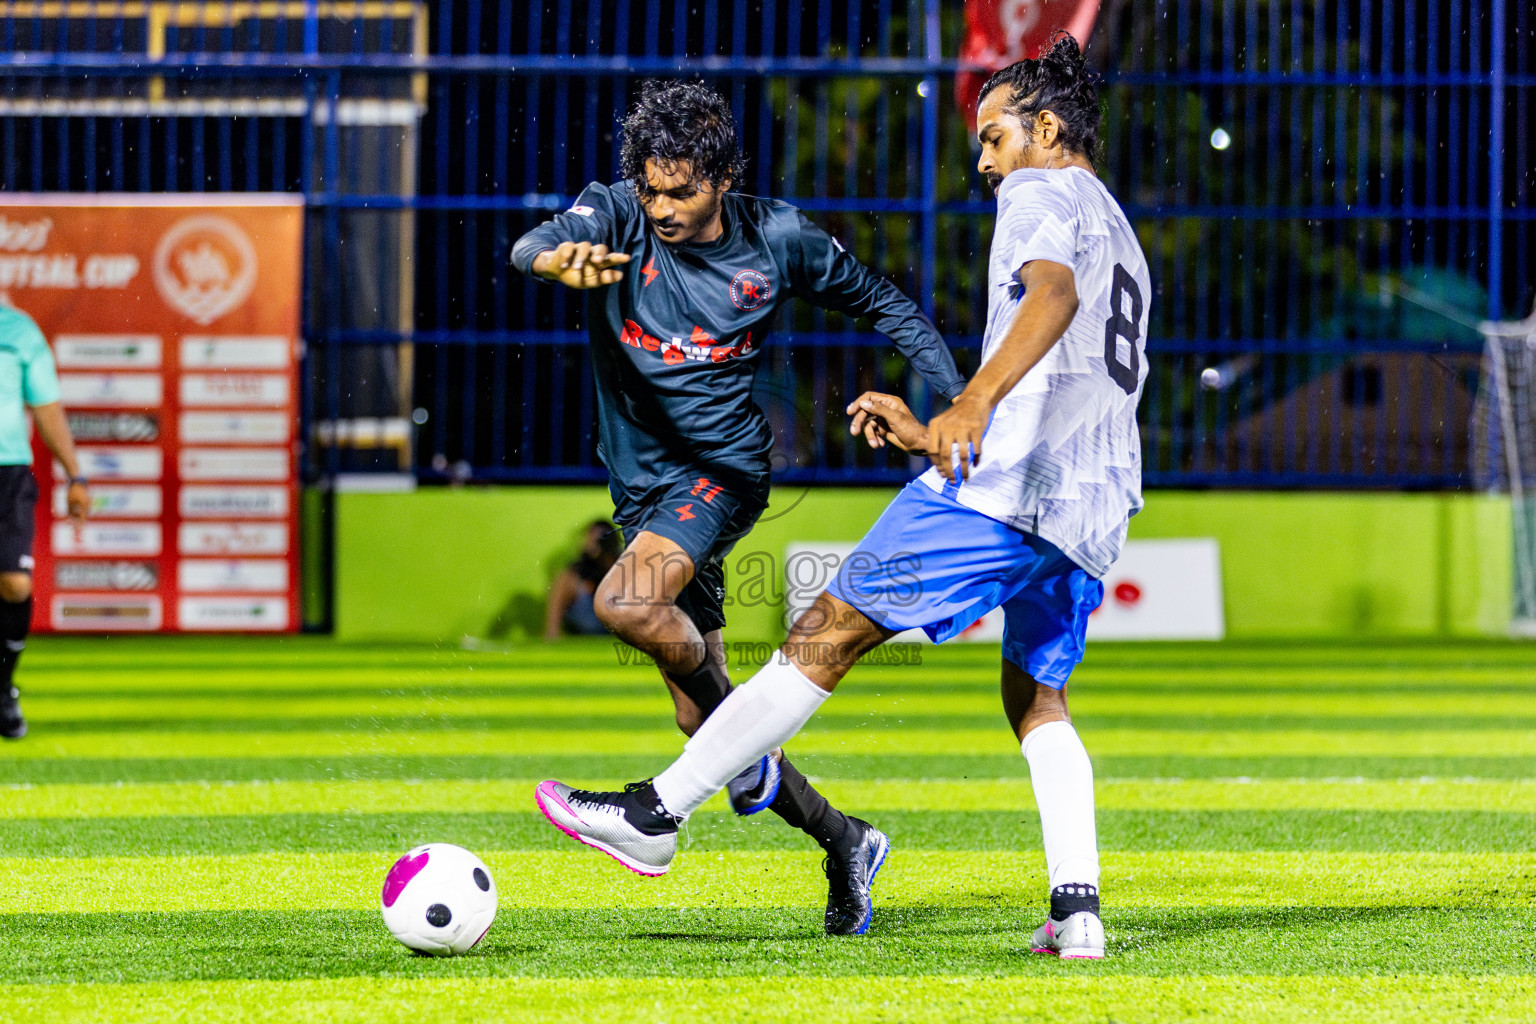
[
  {"left": 0, "top": 465, "right": 39, "bottom": 574},
  {"left": 610, "top": 468, "right": 771, "bottom": 636}
]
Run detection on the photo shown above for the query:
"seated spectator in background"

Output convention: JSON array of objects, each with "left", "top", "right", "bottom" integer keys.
[{"left": 544, "top": 520, "right": 623, "bottom": 639}]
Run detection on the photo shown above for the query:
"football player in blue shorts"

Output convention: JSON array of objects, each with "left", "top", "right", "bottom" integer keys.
[
  {"left": 536, "top": 37, "right": 1150, "bottom": 953},
  {"left": 514, "top": 80, "right": 967, "bottom": 935}
]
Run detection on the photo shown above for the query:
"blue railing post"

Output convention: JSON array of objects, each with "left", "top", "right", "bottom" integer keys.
[
  {"left": 322, "top": 69, "right": 344, "bottom": 480},
  {"left": 917, "top": 0, "right": 942, "bottom": 421},
  {"left": 1488, "top": 0, "right": 1506, "bottom": 321}
]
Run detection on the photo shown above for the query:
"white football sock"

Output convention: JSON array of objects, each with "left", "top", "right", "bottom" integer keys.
[
  {"left": 1021, "top": 719, "right": 1100, "bottom": 890},
  {"left": 651, "top": 657, "right": 829, "bottom": 819}
]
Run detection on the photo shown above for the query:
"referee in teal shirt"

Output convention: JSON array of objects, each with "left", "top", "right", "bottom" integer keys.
[{"left": 0, "top": 302, "right": 90, "bottom": 739}]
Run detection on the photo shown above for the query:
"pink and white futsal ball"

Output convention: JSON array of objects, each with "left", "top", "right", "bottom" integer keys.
[{"left": 381, "top": 843, "right": 498, "bottom": 955}]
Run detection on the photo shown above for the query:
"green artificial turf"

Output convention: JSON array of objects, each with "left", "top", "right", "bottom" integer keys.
[
  {"left": 6, "top": 808, "right": 1536, "bottom": 856},
  {"left": 2, "top": 637, "right": 1535, "bottom": 1022},
  {"left": 6, "top": 906, "right": 1536, "bottom": 983}
]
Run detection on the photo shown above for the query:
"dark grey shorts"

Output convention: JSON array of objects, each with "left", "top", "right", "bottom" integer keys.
[
  {"left": 610, "top": 470, "right": 770, "bottom": 636},
  {"left": 0, "top": 465, "right": 38, "bottom": 574}
]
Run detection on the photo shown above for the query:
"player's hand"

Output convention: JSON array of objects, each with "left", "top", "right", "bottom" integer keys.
[
  {"left": 845, "top": 392, "right": 931, "bottom": 455},
  {"left": 925, "top": 393, "right": 990, "bottom": 482},
  {"left": 65, "top": 481, "right": 90, "bottom": 524},
  {"left": 532, "top": 242, "right": 631, "bottom": 289}
]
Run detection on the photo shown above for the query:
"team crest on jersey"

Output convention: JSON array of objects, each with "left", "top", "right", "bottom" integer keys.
[{"left": 729, "top": 269, "right": 771, "bottom": 311}]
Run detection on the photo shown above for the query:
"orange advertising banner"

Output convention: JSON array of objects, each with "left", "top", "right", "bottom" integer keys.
[{"left": 3, "top": 195, "right": 304, "bottom": 633}]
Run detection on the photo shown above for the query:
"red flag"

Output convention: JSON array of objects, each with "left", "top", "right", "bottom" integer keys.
[{"left": 956, "top": 0, "right": 1102, "bottom": 128}]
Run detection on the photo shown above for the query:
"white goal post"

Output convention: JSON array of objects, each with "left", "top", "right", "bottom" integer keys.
[{"left": 1473, "top": 302, "right": 1536, "bottom": 634}]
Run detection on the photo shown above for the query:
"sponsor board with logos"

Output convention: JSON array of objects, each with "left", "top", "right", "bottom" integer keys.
[
  {"left": 179, "top": 411, "right": 290, "bottom": 444},
  {"left": 178, "top": 596, "right": 288, "bottom": 631},
  {"left": 180, "top": 336, "right": 291, "bottom": 369},
  {"left": 54, "top": 484, "right": 162, "bottom": 519},
  {"left": 1087, "top": 538, "right": 1226, "bottom": 640},
  {"left": 52, "top": 522, "right": 163, "bottom": 556},
  {"left": 54, "top": 336, "right": 163, "bottom": 368},
  {"left": 58, "top": 372, "right": 164, "bottom": 407},
  {"left": 179, "top": 448, "right": 290, "bottom": 481},
  {"left": 52, "top": 595, "right": 164, "bottom": 631},
  {"left": 18, "top": 196, "right": 301, "bottom": 632},
  {"left": 180, "top": 373, "right": 290, "bottom": 407},
  {"left": 179, "top": 485, "right": 289, "bottom": 519},
  {"left": 65, "top": 411, "right": 160, "bottom": 443},
  {"left": 65, "top": 446, "right": 164, "bottom": 481},
  {"left": 783, "top": 539, "right": 1226, "bottom": 643},
  {"left": 178, "top": 558, "right": 289, "bottom": 592},
  {"left": 55, "top": 560, "right": 160, "bottom": 591},
  {"left": 178, "top": 522, "right": 289, "bottom": 556}
]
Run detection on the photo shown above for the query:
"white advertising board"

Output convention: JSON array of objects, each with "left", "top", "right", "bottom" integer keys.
[{"left": 784, "top": 537, "right": 1225, "bottom": 643}]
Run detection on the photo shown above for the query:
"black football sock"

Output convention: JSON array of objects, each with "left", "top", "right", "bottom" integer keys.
[
  {"left": 770, "top": 755, "right": 850, "bottom": 851},
  {"left": 1049, "top": 882, "right": 1100, "bottom": 921},
  {"left": 670, "top": 654, "right": 733, "bottom": 718},
  {"left": 0, "top": 596, "right": 31, "bottom": 687}
]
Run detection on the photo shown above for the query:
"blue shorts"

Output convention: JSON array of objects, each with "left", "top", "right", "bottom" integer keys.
[{"left": 825, "top": 481, "right": 1104, "bottom": 688}]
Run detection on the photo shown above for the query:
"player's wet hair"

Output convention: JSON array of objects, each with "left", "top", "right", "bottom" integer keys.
[
  {"left": 977, "top": 34, "right": 1101, "bottom": 160},
  {"left": 619, "top": 80, "right": 747, "bottom": 195}
]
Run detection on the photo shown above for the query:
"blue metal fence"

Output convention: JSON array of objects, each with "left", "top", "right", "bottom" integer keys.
[{"left": 0, "top": 0, "right": 1529, "bottom": 487}]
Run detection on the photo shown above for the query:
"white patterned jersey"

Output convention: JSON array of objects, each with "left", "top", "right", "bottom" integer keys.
[{"left": 918, "top": 166, "right": 1150, "bottom": 577}]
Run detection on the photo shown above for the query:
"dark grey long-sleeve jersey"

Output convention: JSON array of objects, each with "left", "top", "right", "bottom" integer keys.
[{"left": 511, "top": 180, "right": 965, "bottom": 498}]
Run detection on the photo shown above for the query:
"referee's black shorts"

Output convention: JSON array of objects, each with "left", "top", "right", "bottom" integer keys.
[{"left": 0, "top": 465, "right": 38, "bottom": 575}]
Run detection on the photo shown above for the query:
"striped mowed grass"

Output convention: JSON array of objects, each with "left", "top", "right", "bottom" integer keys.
[{"left": 3, "top": 636, "right": 1535, "bottom": 1023}]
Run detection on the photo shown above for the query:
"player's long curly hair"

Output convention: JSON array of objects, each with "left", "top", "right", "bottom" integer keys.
[
  {"left": 619, "top": 80, "right": 748, "bottom": 194},
  {"left": 978, "top": 34, "right": 1102, "bottom": 161}
]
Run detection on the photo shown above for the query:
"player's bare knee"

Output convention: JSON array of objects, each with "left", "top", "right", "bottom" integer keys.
[
  {"left": 592, "top": 585, "right": 624, "bottom": 629},
  {"left": 1030, "top": 684, "right": 1069, "bottom": 721},
  {"left": 1020, "top": 684, "right": 1070, "bottom": 736},
  {"left": 0, "top": 573, "right": 31, "bottom": 603},
  {"left": 1003, "top": 662, "right": 1069, "bottom": 740},
  {"left": 605, "top": 595, "right": 675, "bottom": 641},
  {"left": 593, "top": 581, "right": 652, "bottom": 634},
  {"left": 593, "top": 597, "right": 637, "bottom": 635}
]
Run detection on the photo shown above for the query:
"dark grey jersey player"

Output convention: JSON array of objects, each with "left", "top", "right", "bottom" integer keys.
[{"left": 512, "top": 81, "right": 964, "bottom": 935}]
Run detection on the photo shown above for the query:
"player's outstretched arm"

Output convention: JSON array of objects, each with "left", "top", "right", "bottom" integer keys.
[
  {"left": 927, "top": 259, "right": 1078, "bottom": 483},
  {"left": 529, "top": 241, "right": 631, "bottom": 290},
  {"left": 845, "top": 391, "right": 932, "bottom": 455},
  {"left": 788, "top": 214, "right": 967, "bottom": 401},
  {"left": 509, "top": 182, "right": 631, "bottom": 289}
]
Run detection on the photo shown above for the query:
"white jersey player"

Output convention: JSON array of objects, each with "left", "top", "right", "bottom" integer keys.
[
  {"left": 916, "top": 159, "right": 1149, "bottom": 578},
  {"left": 534, "top": 36, "right": 1148, "bottom": 957}
]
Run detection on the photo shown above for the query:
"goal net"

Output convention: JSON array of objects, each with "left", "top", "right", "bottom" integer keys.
[{"left": 1472, "top": 304, "right": 1536, "bottom": 633}]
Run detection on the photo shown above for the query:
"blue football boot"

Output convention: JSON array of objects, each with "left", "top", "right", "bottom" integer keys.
[
  {"left": 823, "top": 817, "right": 890, "bottom": 936},
  {"left": 726, "top": 752, "right": 782, "bottom": 815}
]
